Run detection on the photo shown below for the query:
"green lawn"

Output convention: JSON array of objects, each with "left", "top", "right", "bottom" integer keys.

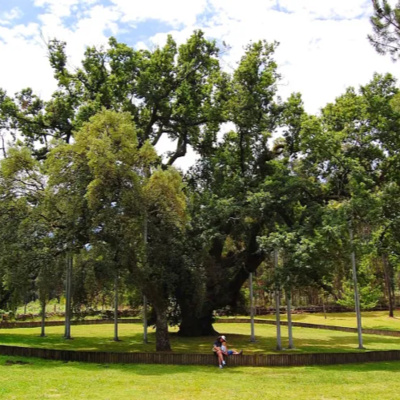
[
  {"left": 245, "top": 310, "right": 400, "bottom": 331},
  {"left": 1, "top": 355, "right": 400, "bottom": 400},
  {"left": 1, "top": 322, "right": 400, "bottom": 354}
]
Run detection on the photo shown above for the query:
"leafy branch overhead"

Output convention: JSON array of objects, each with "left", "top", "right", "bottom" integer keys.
[{"left": 0, "top": 31, "right": 228, "bottom": 164}]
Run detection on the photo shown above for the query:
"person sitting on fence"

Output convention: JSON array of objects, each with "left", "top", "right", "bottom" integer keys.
[
  {"left": 221, "top": 340, "right": 243, "bottom": 356},
  {"left": 212, "top": 335, "right": 226, "bottom": 368}
]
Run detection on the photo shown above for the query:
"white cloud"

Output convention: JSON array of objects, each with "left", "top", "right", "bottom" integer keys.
[
  {"left": 0, "top": 26, "right": 53, "bottom": 98},
  {"left": 0, "top": 2, "right": 122, "bottom": 101},
  {"left": 135, "top": 40, "right": 149, "bottom": 50},
  {"left": 200, "top": 0, "right": 399, "bottom": 114},
  {"left": 38, "top": 4, "right": 121, "bottom": 68},
  {"left": 110, "top": 0, "right": 208, "bottom": 27},
  {"left": 209, "top": 0, "right": 275, "bottom": 21},
  {"left": 277, "top": 0, "right": 370, "bottom": 19},
  {"left": 0, "top": 7, "right": 23, "bottom": 25},
  {"left": 33, "top": 0, "right": 100, "bottom": 18},
  {"left": 140, "top": 0, "right": 399, "bottom": 117},
  {"left": 34, "top": 0, "right": 80, "bottom": 18},
  {"left": 73, "top": 5, "right": 120, "bottom": 40},
  {"left": 147, "top": 27, "right": 195, "bottom": 48}
]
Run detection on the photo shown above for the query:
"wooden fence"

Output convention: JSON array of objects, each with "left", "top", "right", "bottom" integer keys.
[
  {"left": 2, "top": 317, "right": 400, "bottom": 337},
  {"left": 0, "top": 319, "right": 141, "bottom": 329},
  {"left": 2, "top": 317, "right": 400, "bottom": 338},
  {"left": 2, "top": 318, "right": 400, "bottom": 366},
  {"left": 217, "top": 318, "right": 400, "bottom": 337},
  {"left": 1, "top": 345, "right": 400, "bottom": 367}
]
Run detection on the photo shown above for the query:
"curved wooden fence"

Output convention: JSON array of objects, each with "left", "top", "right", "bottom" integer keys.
[
  {"left": 1, "top": 345, "right": 400, "bottom": 367},
  {"left": 2, "top": 318, "right": 400, "bottom": 366},
  {"left": 1, "top": 317, "right": 400, "bottom": 338},
  {"left": 217, "top": 318, "right": 400, "bottom": 337},
  {"left": 0, "top": 319, "right": 141, "bottom": 329}
]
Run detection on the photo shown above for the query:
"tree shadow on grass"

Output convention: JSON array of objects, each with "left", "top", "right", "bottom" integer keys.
[
  {"left": 0, "top": 354, "right": 242, "bottom": 376},
  {"left": 0, "top": 330, "right": 158, "bottom": 352}
]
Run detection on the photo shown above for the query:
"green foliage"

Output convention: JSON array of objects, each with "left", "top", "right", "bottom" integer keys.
[
  {"left": 0, "top": 32, "right": 227, "bottom": 164},
  {"left": 337, "top": 280, "right": 381, "bottom": 311},
  {"left": 2, "top": 28, "right": 400, "bottom": 339}
]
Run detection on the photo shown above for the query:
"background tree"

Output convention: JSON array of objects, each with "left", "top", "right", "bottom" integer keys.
[
  {"left": 369, "top": 0, "right": 400, "bottom": 60},
  {"left": 140, "top": 168, "right": 188, "bottom": 350}
]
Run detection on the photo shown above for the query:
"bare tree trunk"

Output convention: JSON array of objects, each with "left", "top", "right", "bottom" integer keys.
[
  {"left": 114, "top": 273, "right": 120, "bottom": 341},
  {"left": 322, "top": 296, "right": 327, "bottom": 319},
  {"left": 143, "top": 295, "right": 148, "bottom": 343},
  {"left": 64, "top": 253, "right": 72, "bottom": 340},
  {"left": 0, "top": 135, "right": 7, "bottom": 158},
  {"left": 40, "top": 297, "right": 46, "bottom": 337},
  {"left": 382, "top": 254, "right": 394, "bottom": 318},
  {"left": 275, "top": 289, "right": 282, "bottom": 350},
  {"left": 286, "top": 289, "right": 294, "bottom": 349},
  {"left": 349, "top": 226, "right": 364, "bottom": 349},
  {"left": 274, "top": 249, "right": 282, "bottom": 351},
  {"left": 143, "top": 216, "right": 148, "bottom": 343},
  {"left": 249, "top": 272, "right": 256, "bottom": 342}
]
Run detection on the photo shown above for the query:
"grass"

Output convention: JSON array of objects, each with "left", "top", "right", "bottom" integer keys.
[
  {"left": 2, "top": 318, "right": 400, "bottom": 399},
  {"left": 1, "top": 322, "right": 400, "bottom": 354},
  {"left": 1, "top": 355, "right": 400, "bottom": 399},
  {"left": 245, "top": 310, "right": 400, "bottom": 331},
  {"left": 15, "top": 299, "right": 65, "bottom": 315}
]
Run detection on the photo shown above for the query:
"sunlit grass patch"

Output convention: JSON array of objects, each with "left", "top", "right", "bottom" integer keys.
[
  {"left": 1, "top": 355, "right": 400, "bottom": 400},
  {"left": 245, "top": 310, "right": 400, "bottom": 331},
  {"left": 1, "top": 321, "right": 400, "bottom": 354}
]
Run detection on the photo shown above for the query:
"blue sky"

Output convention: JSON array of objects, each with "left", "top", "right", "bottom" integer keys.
[{"left": 0, "top": 0, "right": 398, "bottom": 168}]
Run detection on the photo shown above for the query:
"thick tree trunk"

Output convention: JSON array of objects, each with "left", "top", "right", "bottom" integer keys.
[
  {"left": 0, "top": 291, "right": 11, "bottom": 310},
  {"left": 178, "top": 260, "right": 262, "bottom": 336},
  {"left": 178, "top": 308, "right": 218, "bottom": 336},
  {"left": 178, "top": 223, "right": 265, "bottom": 337},
  {"left": 382, "top": 254, "right": 394, "bottom": 318},
  {"left": 154, "top": 306, "right": 171, "bottom": 351}
]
